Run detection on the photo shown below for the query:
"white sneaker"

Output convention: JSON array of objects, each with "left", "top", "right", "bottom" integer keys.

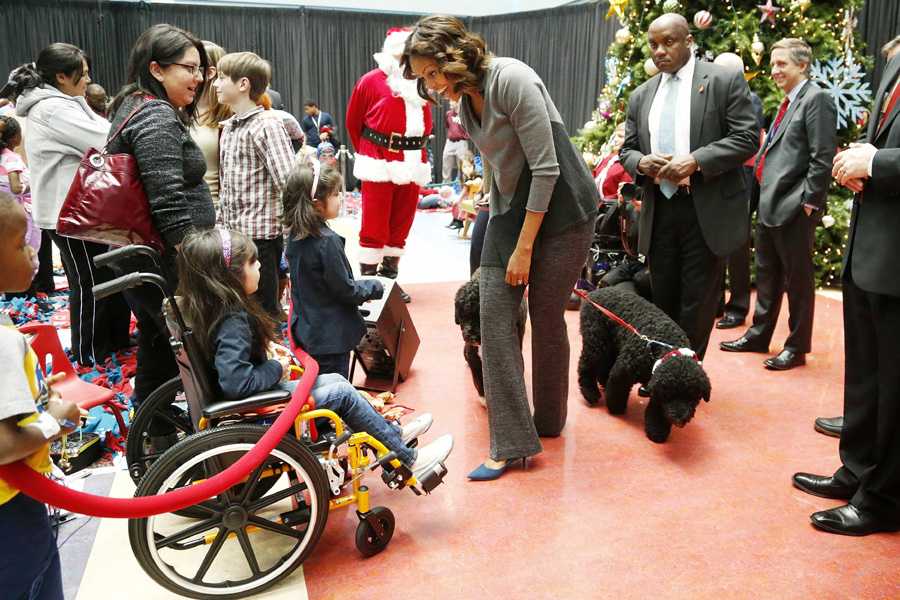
[
  {"left": 400, "top": 413, "right": 433, "bottom": 445},
  {"left": 410, "top": 434, "right": 454, "bottom": 481}
]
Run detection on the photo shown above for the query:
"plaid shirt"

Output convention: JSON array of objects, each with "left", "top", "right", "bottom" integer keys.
[{"left": 219, "top": 106, "right": 295, "bottom": 239}]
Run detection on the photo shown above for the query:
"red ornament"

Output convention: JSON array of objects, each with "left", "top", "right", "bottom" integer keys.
[{"left": 693, "top": 10, "right": 713, "bottom": 29}]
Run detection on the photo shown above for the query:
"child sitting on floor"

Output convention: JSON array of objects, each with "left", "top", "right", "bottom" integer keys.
[
  {"left": 0, "top": 193, "right": 84, "bottom": 600},
  {"left": 175, "top": 227, "right": 453, "bottom": 482}
]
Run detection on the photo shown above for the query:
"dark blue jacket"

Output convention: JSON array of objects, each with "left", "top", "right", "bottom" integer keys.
[
  {"left": 286, "top": 226, "right": 383, "bottom": 355},
  {"left": 211, "top": 310, "right": 282, "bottom": 400}
]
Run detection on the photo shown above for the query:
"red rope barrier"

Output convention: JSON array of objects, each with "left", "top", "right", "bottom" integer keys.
[{"left": 0, "top": 354, "right": 319, "bottom": 519}]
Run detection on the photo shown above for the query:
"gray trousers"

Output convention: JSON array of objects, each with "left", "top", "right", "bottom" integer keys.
[
  {"left": 442, "top": 139, "right": 470, "bottom": 182},
  {"left": 480, "top": 218, "right": 594, "bottom": 461}
]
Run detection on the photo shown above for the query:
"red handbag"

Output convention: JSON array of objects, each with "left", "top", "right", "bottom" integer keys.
[{"left": 57, "top": 99, "right": 165, "bottom": 253}]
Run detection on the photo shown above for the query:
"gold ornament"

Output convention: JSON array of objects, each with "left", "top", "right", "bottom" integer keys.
[
  {"left": 606, "top": 0, "right": 628, "bottom": 20},
  {"left": 751, "top": 34, "right": 765, "bottom": 65},
  {"left": 615, "top": 27, "right": 633, "bottom": 45}
]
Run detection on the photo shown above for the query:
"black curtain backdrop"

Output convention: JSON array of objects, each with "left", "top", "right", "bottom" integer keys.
[
  {"left": 1, "top": 0, "right": 897, "bottom": 177},
  {"left": 0, "top": 0, "right": 617, "bottom": 180},
  {"left": 858, "top": 0, "right": 900, "bottom": 88}
]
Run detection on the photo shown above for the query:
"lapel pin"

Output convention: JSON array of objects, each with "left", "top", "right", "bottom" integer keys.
[{"left": 699, "top": 86, "right": 704, "bottom": 94}]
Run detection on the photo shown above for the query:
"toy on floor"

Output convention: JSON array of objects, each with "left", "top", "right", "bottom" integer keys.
[{"left": 578, "top": 287, "right": 711, "bottom": 443}]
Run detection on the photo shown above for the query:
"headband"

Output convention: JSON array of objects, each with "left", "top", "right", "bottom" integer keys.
[
  {"left": 218, "top": 228, "right": 232, "bottom": 267},
  {"left": 307, "top": 155, "right": 321, "bottom": 199}
]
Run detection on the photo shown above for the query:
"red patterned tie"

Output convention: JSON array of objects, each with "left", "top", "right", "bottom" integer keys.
[
  {"left": 877, "top": 75, "right": 900, "bottom": 135},
  {"left": 755, "top": 97, "right": 790, "bottom": 183}
]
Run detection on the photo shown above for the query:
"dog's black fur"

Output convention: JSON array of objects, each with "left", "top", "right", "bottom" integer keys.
[
  {"left": 578, "top": 287, "right": 711, "bottom": 443},
  {"left": 454, "top": 269, "right": 527, "bottom": 404}
]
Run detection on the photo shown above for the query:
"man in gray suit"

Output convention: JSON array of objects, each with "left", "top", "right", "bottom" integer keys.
[
  {"left": 620, "top": 13, "right": 759, "bottom": 360},
  {"left": 720, "top": 38, "right": 837, "bottom": 370}
]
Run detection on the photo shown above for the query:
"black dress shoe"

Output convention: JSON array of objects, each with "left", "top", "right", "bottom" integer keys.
[
  {"left": 637, "top": 385, "right": 650, "bottom": 398},
  {"left": 814, "top": 416, "right": 843, "bottom": 438},
  {"left": 719, "top": 336, "right": 769, "bottom": 353},
  {"left": 792, "top": 472, "right": 857, "bottom": 500},
  {"left": 811, "top": 504, "right": 900, "bottom": 536},
  {"left": 764, "top": 350, "right": 806, "bottom": 370},
  {"left": 716, "top": 315, "right": 745, "bottom": 329}
]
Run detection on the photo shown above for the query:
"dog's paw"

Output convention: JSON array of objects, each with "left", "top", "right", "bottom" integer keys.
[{"left": 646, "top": 430, "right": 671, "bottom": 443}]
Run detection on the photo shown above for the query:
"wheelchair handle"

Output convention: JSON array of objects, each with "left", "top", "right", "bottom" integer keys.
[
  {"left": 92, "top": 272, "right": 173, "bottom": 300},
  {"left": 93, "top": 245, "right": 161, "bottom": 269}
]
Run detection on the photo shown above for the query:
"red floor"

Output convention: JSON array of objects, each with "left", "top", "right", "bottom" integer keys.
[{"left": 303, "top": 283, "right": 899, "bottom": 599}]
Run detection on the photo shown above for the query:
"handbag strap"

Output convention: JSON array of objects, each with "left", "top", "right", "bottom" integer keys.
[{"left": 104, "top": 96, "right": 158, "bottom": 150}]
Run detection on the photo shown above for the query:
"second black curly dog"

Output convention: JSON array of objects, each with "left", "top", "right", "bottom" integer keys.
[{"left": 578, "top": 287, "right": 711, "bottom": 443}]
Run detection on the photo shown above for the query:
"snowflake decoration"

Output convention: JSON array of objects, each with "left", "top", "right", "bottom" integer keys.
[{"left": 809, "top": 56, "right": 872, "bottom": 130}]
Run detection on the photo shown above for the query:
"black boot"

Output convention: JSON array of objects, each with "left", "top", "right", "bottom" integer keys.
[
  {"left": 360, "top": 263, "right": 380, "bottom": 276},
  {"left": 379, "top": 256, "right": 410, "bottom": 303}
]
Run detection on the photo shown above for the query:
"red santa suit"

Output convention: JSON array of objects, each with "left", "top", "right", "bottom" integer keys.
[{"left": 346, "top": 28, "right": 433, "bottom": 266}]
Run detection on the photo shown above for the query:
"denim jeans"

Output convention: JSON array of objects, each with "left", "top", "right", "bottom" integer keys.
[
  {"left": 0, "top": 492, "right": 64, "bottom": 600},
  {"left": 282, "top": 373, "right": 416, "bottom": 466},
  {"left": 311, "top": 352, "right": 351, "bottom": 379}
]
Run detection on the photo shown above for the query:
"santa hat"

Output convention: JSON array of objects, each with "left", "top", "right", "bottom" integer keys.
[{"left": 374, "top": 28, "right": 412, "bottom": 72}]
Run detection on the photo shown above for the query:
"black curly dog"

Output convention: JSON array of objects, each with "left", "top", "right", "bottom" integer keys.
[
  {"left": 578, "top": 287, "right": 711, "bottom": 443},
  {"left": 454, "top": 269, "right": 527, "bottom": 405}
]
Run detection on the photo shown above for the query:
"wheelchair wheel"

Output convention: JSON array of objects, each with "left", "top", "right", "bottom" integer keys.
[
  {"left": 355, "top": 506, "right": 395, "bottom": 557},
  {"left": 129, "top": 424, "right": 329, "bottom": 599},
  {"left": 126, "top": 377, "right": 193, "bottom": 484}
]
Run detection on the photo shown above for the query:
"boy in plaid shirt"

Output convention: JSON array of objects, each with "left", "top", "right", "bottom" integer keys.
[{"left": 215, "top": 52, "right": 294, "bottom": 318}]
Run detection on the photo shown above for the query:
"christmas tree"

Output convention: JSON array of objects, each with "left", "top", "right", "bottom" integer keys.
[{"left": 576, "top": 0, "right": 871, "bottom": 287}]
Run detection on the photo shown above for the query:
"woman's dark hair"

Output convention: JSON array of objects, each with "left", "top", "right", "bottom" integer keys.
[
  {"left": 1, "top": 43, "right": 87, "bottom": 101},
  {"left": 282, "top": 162, "right": 343, "bottom": 240},
  {"left": 0, "top": 115, "right": 22, "bottom": 150},
  {"left": 400, "top": 14, "right": 492, "bottom": 105},
  {"left": 109, "top": 23, "right": 208, "bottom": 124},
  {"left": 457, "top": 149, "right": 476, "bottom": 188},
  {"left": 176, "top": 229, "right": 279, "bottom": 361}
]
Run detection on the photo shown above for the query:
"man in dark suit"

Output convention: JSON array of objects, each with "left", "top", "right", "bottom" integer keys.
[
  {"left": 721, "top": 39, "right": 837, "bottom": 371},
  {"left": 619, "top": 14, "right": 759, "bottom": 360},
  {"left": 792, "top": 47, "right": 900, "bottom": 536}
]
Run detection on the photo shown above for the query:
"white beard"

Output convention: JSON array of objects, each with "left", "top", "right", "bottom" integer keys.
[{"left": 383, "top": 60, "right": 427, "bottom": 109}]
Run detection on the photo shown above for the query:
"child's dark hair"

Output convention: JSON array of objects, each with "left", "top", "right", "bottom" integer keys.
[
  {"left": 457, "top": 150, "right": 476, "bottom": 187},
  {"left": 1, "top": 43, "right": 88, "bottom": 102},
  {"left": 282, "top": 162, "right": 343, "bottom": 240},
  {"left": 0, "top": 116, "right": 22, "bottom": 150},
  {"left": 109, "top": 23, "right": 208, "bottom": 124},
  {"left": 176, "top": 229, "right": 279, "bottom": 361},
  {"left": 0, "top": 191, "right": 21, "bottom": 237}
]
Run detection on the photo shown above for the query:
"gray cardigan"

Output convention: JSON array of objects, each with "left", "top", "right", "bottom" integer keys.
[
  {"left": 458, "top": 57, "right": 597, "bottom": 267},
  {"left": 106, "top": 95, "right": 216, "bottom": 278}
]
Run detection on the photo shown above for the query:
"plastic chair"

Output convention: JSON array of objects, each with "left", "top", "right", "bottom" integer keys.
[{"left": 17, "top": 322, "right": 128, "bottom": 437}]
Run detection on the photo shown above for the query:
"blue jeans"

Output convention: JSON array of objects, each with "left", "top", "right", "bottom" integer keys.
[
  {"left": 0, "top": 492, "right": 64, "bottom": 600},
  {"left": 282, "top": 374, "right": 416, "bottom": 466},
  {"left": 311, "top": 352, "right": 351, "bottom": 379}
]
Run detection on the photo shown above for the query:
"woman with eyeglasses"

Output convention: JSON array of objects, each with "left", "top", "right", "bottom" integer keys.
[
  {"left": 4, "top": 43, "right": 133, "bottom": 368},
  {"left": 106, "top": 24, "right": 216, "bottom": 416}
]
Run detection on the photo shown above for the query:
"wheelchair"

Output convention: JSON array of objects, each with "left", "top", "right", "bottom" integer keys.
[{"left": 92, "top": 245, "right": 448, "bottom": 599}]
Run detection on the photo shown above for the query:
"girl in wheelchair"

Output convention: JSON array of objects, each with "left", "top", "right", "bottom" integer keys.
[{"left": 175, "top": 228, "right": 454, "bottom": 483}]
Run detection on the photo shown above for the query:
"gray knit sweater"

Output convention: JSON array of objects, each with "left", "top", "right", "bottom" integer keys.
[
  {"left": 459, "top": 57, "right": 598, "bottom": 267},
  {"left": 106, "top": 95, "right": 216, "bottom": 278}
]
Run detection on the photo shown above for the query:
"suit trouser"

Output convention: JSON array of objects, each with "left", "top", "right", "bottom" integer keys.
[
  {"left": 480, "top": 219, "right": 593, "bottom": 462},
  {"left": 744, "top": 212, "right": 817, "bottom": 353},
  {"left": 834, "top": 269, "right": 900, "bottom": 523},
  {"left": 48, "top": 231, "right": 132, "bottom": 366},
  {"left": 648, "top": 190, "right": 725, "bottom": 361},
  {"left": 721, "top": 165, "right": 757, "bottom": 318}
]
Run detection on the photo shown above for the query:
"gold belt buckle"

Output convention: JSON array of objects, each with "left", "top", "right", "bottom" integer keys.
[{"left": 388, "top": 132, "right": 402, "bottom": 153}]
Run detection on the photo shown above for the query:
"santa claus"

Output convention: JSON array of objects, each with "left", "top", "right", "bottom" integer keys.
[{"left": 346, "top": 27, "right": 433, "bottom": 302}]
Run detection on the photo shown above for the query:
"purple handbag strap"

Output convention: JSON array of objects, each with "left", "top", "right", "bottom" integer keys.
[{"left": 103, "top": 96, "right": 157, "bottom": 150}]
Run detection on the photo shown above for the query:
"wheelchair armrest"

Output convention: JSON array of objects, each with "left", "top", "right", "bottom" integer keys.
[{"left": 202, "top": 389, "right": 293, "bottom": 420}]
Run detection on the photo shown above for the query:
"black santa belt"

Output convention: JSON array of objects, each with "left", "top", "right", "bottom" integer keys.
[{"left": 362, "top": 125, "right": 429, "bottom": 153}]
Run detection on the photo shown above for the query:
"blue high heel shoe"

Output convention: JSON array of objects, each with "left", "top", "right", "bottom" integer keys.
[{"left": 467, "top": 457, "right": 528, "bottom": 481}]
